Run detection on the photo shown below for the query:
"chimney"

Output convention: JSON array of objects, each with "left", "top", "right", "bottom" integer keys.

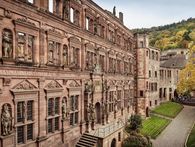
[{"left": 119, "top": 12, "right": 123, "bottom": 24}]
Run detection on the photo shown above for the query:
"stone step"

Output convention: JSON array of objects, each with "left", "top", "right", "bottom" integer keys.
[
  {"left": 77, "top": 141, "right": 93, "bottom": 147},
  {"left": 76, "top": 144, "right": 86, "bottom": 147},
  {"left": 79, "top": 138, "right": 95, "bottom": 146},
  {"left": 80, "top": 137, "right": 97, "bottom": 143}
]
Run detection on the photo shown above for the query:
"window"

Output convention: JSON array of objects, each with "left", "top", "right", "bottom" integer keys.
[
  {"left": 27, "top": 124, "right": 33, "bottom": 140},
  {"left": 99, "top": 54, "right": 105, "bottom": 72},
  {"left": 17, "top": 126, "right": 24, "bottom": 144},
  {"left": 118, "top": 132, "right": 121, "bottom": 141},
  {"left": 16, "top": 101, "right": 34, "bottom": 144},
  {"left": 149, "top": 101, "right": 152, "bottom": 107},
  {"left": 109, "top": 91, "right": 114, "bottom": 112},
  {"left": 149, "top": 70, "right": 151, "bottom": 77},
  {"left": 49, "top": 0, "right": 54, "bottom": 13},
  {"left": 140, "top": 91, "right": 144, "bottom": 97},
  {"left": 48, "top": 41, "right": 61, "bottom": 65},
  {"left": 86, "top": 17, "right": 89, "bottom": 30},
  {"left": 140, "top": 41, "right": 144, "bottom": 48},
  {"left": 117, "top": 90, "right": 122, "bottom": 110},
  {"left": 17, "top": 32, "right": 34, "bottom": 62},
  {"left": 70, "top": 8, "right": 74, "bottom": 23},
  {"left": 47, "top": 98, "right": 60, "bottom": 133},
  {"left": 155, "top": 100, "right": 158, "bottom": 105},
  {"left": 70, "top": 95, "right": 79, "bottom": 126},
  {"left": 27, "top": 101, "right": 33, "bottom": 121},
  {"left": 28, "top": 0, "right": 34, "bottom": 4},
  {"left": 124, "top": 90, "right": 129, "bottom": 108},
  {"left": 155, "top": 71, "right": 157, "bottom": 78}
]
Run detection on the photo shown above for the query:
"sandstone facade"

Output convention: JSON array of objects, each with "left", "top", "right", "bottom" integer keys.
[{"left": 0, "top": 0, "right": 136, "bottom": 147}]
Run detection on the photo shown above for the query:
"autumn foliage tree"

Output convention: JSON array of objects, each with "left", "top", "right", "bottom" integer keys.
[{"left": 177, "top": 43, "right": 195, "bottom": 94}]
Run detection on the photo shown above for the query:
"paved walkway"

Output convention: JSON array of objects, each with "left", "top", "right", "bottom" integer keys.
[{"left": 153, "top": 106, "right": 195, "bottom": 147}]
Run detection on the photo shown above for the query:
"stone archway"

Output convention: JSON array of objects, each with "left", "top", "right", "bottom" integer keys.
[
  {"left": 111, "top": 138, "right": 116, "bottom": 147},
  {"left": 95, "top": 102, "right": 101, "bottom": 124}
]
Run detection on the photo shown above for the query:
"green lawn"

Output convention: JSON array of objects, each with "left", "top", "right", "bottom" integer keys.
[
  {"left": 187, "top": 123, "right": 195, "bottom": 147},
  {"left": 152, "top": 102, "right": 183, "bottom": 118},
  {"left": 141, "top": 115, "right": 171, "bottom": 139}
]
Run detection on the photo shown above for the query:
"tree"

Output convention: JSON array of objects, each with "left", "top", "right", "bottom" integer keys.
[
  {"left": 177, "top": 44, "right": 195, "bottom": 94},
  {"left": 126, "top": 114, "right": 142, "bottom": 133}
]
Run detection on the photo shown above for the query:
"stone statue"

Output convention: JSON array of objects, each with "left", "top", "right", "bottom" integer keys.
[
  {"left": 87, "top": 104, "right": 95, "bottom": 121},
  {"left": 48, "top": 42, "right": 54, "bottom": 63},
  {"left": 27, "top": 36, "right": 33, "bottom": 61},
  {"left": 85, "top": 79, "right": 93, "bottom": 93},
  {"left": 90, "top": 104, "right": 95, "bottom": 121},
  {"left": 2, "top": 29, "right": 13, "bottom": 58},
  {"left": 113, "top": 6, "right": 116, "bottom": 16},
  {"left": 62, "top": 99, "right": 67, "bottom": 120},
  {"left": 1, "top": 104, "right": 12, "bottom": 136}
]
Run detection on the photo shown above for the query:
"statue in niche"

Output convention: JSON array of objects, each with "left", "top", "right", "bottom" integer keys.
[
  {"left": 113, "top": 92, "right": 118, "bottom": 112},
  {"left": 1, "top": 104, "right": 12, "bottom": 136},
  {"left": 2, "top": 29, "right": 13, "bottom": 58},
  {"left": 48, "top": 42, "right": 54, "bottom": 63},
  {"left": 63, "top": 45, "right": 68, "bottom": 66},
  {"left": 27, "top": 35, "right": 33, "bottom": 61},
  {"left": 87, "top": 103, "right": 95, "bottom": 121},
  {"left": 17, "top": 33, "right": 25, "bottom": 59},
  {"left": 85, "top": 79, "right": 93, "bottom": 93},
  {"left": 62, "top": 99, "right": 67, "bottom": 120}
]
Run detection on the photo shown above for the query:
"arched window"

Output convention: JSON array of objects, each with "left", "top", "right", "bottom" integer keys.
[{"left": 2, "top": 29, "right": 13, "bottom": 58}]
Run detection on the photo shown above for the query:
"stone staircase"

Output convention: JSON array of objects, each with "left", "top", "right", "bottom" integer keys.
[{"left": 76, "top": 133, "right": 99, "bottom": 147}]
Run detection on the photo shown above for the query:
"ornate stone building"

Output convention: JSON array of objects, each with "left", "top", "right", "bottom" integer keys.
[
  {"left": 0, "top": 0, "right": 135, "bottom": 147},
  {"left": 135, "top": 34, "right": 160, "bottom": 116}
]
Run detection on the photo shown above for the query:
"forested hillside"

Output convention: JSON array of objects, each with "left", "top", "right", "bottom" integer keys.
[{"left": 133, "top": 18, "right": 195, "bottom": 50}]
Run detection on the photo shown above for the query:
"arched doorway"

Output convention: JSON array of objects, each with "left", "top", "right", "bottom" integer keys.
[
  {"left": 95, "top": 102, "right": 101, "bottom": 124},
  {"left": 111, "top": 138, "right": 116, "bottom": 147},
  {"left": 146, "top": 107, "right": 149, "bottom": 117}
]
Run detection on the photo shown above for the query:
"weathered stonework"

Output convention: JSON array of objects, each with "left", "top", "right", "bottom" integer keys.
[{"left": 0, "top": 0, "right": 135, "bottom": 147}]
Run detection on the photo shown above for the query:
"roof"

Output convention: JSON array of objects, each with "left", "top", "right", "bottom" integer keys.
[{"left": 160, "top": 54, "right": 187, "bottom": 69}]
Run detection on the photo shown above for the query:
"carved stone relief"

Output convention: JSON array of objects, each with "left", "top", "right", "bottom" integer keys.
[
  {"left": 13, "top": 80, "right": 37, "bottom": 90},
  {"left": 3, "top": 78, "right": 11, "bottom": 86},
  {"left": 45, "top": 80, "right": 62, "bottom": 89}
]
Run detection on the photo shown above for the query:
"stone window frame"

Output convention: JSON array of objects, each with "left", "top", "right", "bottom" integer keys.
[
  {"left": 69, "top": 1, "right": 82, "bottom": 27},
  {"left": 69, "top": 37, "right": 82, "bottom": 69},
  {"left": 16, "top": 32, "right": 34, "bottom": 63},
  {"left": 47, "top": 30, "right": 63, "bottom": 66},
  {"left": 46, "top": 97, "right": 60, "bottom": 133},
  {"left": 14, "top": 19, "right": 39, "bottom": 65},
  {"left": 85, "top": 43, "right": 96, "bottom": 71},
  {"left": 69, "top": 95, "right": 79, "bottom": 126},
  {"left": 85, "top": 9, "right": 95, "bottom": 33},
  {"left": 11, "top": 84, "right": 39, "bottom": 145},
  {"left": 108, "top": 91, "right": 115, "bottom": 112}
]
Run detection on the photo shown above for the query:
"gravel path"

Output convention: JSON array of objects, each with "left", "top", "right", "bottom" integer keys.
[{"left": 152, "top": 106, "right": 195, "bottom": 147}]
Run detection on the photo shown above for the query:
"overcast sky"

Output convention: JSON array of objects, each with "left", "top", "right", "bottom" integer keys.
[{"left": 93, "top": 0, "right": 195, "bottom": 29}]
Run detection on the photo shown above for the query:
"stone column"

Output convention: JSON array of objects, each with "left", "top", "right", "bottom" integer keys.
[
  {"left": 37, "top": 78, "right": 47, "bottom": 140},
  {"left": 39, "top": 29, "right": 46, "bottom": 66}
]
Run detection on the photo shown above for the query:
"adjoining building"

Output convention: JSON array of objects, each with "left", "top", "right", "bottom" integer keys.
[
  {"left": 0, "top": 0, "right": 136, "bottom": 147},
  {"left": 135, "top": 34, "right": 160, "bottom": 116},
  {"left": 159, "top": 48, "right": 188, "bottom": 101}
]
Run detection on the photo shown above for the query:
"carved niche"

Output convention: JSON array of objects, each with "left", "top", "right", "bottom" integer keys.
[
  {"left": 2, "top": 29, "right": 13, "bottom": 58},
  {"left": 1, "top": 103, "right": 12, "bottom": 136}
]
